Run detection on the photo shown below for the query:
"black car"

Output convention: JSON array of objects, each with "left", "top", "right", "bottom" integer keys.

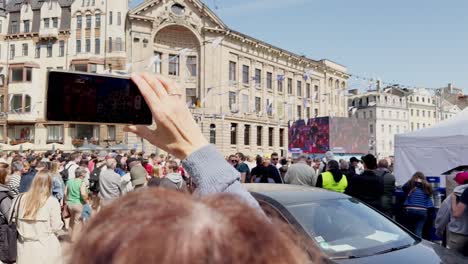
[{"left": 244, "top": 184, "right": 467, "bottom": 264}]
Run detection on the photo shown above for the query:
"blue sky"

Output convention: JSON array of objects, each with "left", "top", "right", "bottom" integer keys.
[{"left": 131, "top": 0, "right": 468, "bottom": 91}]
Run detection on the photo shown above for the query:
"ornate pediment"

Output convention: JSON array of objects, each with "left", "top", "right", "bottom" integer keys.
[{"left": 130, "top": 0, "right": 227, "bottom": 32}]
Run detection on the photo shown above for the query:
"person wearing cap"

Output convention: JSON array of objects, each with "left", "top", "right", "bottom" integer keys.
[
  {"left": 345, "top": 154, "right": 384, "bottom": 211},
  {"left": 435, "top": 184, "right": 468, "bottom": 256},
  {"left": 130, "top": 165, "right": 148, "bottom": 190}
]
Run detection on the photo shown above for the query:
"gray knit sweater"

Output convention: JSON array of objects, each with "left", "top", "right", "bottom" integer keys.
[{"left": 182, "top": 144, "right": 260, "bottom": 210}]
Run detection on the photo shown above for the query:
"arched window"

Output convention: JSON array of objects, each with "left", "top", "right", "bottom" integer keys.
[
  {"left": 335, "top": 80, "right": 339, "bottom": 89},
  {"left": 209, "top": 124, "right": 216, "bottom": 144},
  {"left": 341, "top": 81, "right": 346, "bottom": 89},
  {"left": 328, "top": 78, "right": 333, "bottom": 87}
]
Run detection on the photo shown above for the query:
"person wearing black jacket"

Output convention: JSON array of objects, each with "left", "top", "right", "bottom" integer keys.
[
  {"left": 345, "top": 154, "right": 384, "bottom": 211},
  {"left": 251, "top": 156, "right": 283, "bottom": 184}
]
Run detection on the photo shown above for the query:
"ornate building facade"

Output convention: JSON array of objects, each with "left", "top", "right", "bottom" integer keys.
[
  {"left": 127, "top": 0, "right": 350, "bottom": 156},
  {"left": 0, "top": 0, "right": 128, "bottom": 151}
]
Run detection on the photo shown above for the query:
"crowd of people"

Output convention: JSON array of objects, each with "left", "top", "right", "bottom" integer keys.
[
  {"left": 227, "top": 150, "right": 468, "bottom": 256},
  {"left": 0, "top": 73, "right": 466, "bottom": 263}
]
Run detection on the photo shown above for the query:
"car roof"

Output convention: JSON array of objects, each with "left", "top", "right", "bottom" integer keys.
[{"left": 243, "top": 183, "right": 349, "bottom": 206}]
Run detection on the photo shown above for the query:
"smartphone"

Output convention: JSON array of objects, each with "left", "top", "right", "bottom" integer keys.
[{"left": 46, "top": 71, "right": 152, "bottom": 125}]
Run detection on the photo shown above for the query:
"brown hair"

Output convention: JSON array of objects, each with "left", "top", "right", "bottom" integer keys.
[
  {"left": 409, "top": 172, "right": 433, "bottom": 195},
  {"left": 69, "top": 189, "right": 314, "bottom": 264},
  {"left": 165, "top": 160, "right": 178, "bottom": 172},
  {"left": 0, "top": 168, "right": 7, "bottom": 184}
]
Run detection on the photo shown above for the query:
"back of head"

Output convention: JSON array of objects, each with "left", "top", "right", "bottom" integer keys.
[
  {"left": 327, "top": 160, "right": 340, "bottom": 171},
  {"left": 0, "top": 168, "right": 7, "bottom": 184},
  {"left": 361, "top": 154, "right": 377, "bottom": 170},
  {"left": 378, "top": 159, "right": 389, "bottom": 169},
  {"left": 236, "top": 152, "right": 245, "bottom": 162},
  {"left": 297, "top": 154, "right": 308, "bottom": 163},
  {"left": 106, "top": 158, "right": 117, "bottom": 170},
  {"left": 69, "top": 189, "right": 312, "bottom": 264},
  {"left": 12, "top": 161, "right": 24, "bottom": 173},
  {"left": 23, "top": 172, "right": 53, "bottom": 219},
  {"left": 339, "top": 160, "right": 349, "bottom": 170}
]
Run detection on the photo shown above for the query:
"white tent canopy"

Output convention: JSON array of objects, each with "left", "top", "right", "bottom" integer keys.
[{"left": 394, "top": 107, "right": 468, "bottom": 186}]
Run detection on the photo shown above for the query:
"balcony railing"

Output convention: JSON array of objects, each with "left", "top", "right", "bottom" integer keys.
[{"left": 39, "top": 28, "right": 59, "bottom": 39}]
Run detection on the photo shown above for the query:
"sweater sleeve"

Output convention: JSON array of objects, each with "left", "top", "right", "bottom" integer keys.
[{"left": 182, "top": 144, "right": 261, "bottom": 210}]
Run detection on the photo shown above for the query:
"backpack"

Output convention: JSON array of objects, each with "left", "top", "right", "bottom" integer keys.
[
  {"left": 0, "top": 193, "right": 21, "bottom": 263},
  {"left": 0, "top": 192, "right": 11, "bottom": 224},
  {"left": 89, "top": 164, "right": 106, "bottom": 193},
  {"left": 60, "top": 163, "right": 73, "bottom": 185}
]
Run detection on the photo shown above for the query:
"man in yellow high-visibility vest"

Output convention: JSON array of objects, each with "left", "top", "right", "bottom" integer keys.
[{"left": 316, "top": 160, "right": 348, "bottom": 193}]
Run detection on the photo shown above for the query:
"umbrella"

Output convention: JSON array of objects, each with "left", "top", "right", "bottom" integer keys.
[{"left": 441, "top": 165, "right": 468, "bottom": 175}]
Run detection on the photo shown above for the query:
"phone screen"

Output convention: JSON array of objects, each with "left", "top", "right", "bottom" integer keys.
[{"left": 46, "top": 71, "right": 152, "bottom": 125}]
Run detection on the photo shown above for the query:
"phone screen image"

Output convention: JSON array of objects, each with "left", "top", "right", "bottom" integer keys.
[{"left": 47, "top": 71, "right": 152, "bottom": 125}]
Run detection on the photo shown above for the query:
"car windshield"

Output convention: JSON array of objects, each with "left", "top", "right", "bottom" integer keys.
[{"left": 287, "top": 198, "right": 418, "bottom": 259}]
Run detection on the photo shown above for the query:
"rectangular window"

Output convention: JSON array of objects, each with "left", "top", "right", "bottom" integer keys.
[
  {"left": 230, "top": 123, "right": 238, "bottom": 145},
  {"left": 257, "top": 126, "right": 263, "bottom": 146},
  {"left": 10, "top": 95, "right": 23, "bottom": 111},
  {"left": 242, "top": 65, "right": 249, "bottom": 84},
  {"left": 52, "top": 17, "right": 58, "bottom": 28},
  {"left": 76, "top": 40, "right": 81, "bottom": 53},
  {"left": 59, "top": 40, "right": 65, "bottom": 56},
  {"left": 169, "top": 54, "right": 179, "bottom": 76},
  {"left": 154, "top": 52, "right": 162, "bottom": 73},
  {"left": 411, "top": 123, "right": 414, "bottom": 131},
  {"left": 255, "top": 69, "right": 261, "bottom": 87},
  {"left": 89, "top": 64, "right": 97, "bottom": 73},
  {"left": 47, "top": 125, "right": 63, "bottom": 142},
  {"left": 77, "top": 15, "right": 82, "bottom": 29},
  {"left": 314, "top": 108, "right": 318, "bottom": 117},
  {"left": 186, "top": 88, "right": 197, "bottom": 106},
  {"left": 279, "top": 128, "right": 284, "bottom": 147},
  {"left": 244, "top": 125, "right": 250, "bottom": 145},
  {"left": 24, "top": 20, "right": 30, "bottom": 33},
  {"left": 10, "top": 68, "right": 22, "bottom": 82},
  {"left": 86, "top": 15, "right": 91, "bottom": 29},
  {"left": 107, "top": 125, "right": 116, "bottom": 141},
  {"left": 22, "top": 43, "right": 28, "bottom": 56},
  {"left": 229, "top": 91, "right": 237, "bottom": 111},
  {"left": 116, "top": 37, "right": 122, "bottom": 51},
  {"left": 74, "top": 64, "right": 88, "bottom": 72},
  {"left": 94, "top": 38, "right": 100, "bottom": 54},
  {"left": 117, "top": 12, "right": 122, "bottom": 26},
  {"left": 36, "top": 43, "right": 41, "bottom": 58},
  {"left": 278, "top": 78, "right": 283, "bottom": 93},
  {"left": 267, "top": 72, "right": 272, "bottom": 89},
  {"left": 44, "top": 18, "right": 50, "bottom": 28},
  {"left": 85, "top": 39, "right": 91, "bottom": 52},
  {"left": 287, "top": 78, "right": 292, "bottom": 94},
  {"left": 186, "top": 56, "right": 197, "bottom": 77},
  {"left": 108, "top": 37, "right": 112, "bottom": 52},
  {"left": 381, "top": 124, "right": 384, "bottom": 133},
  {"left": 370, "top": 124, "right": 374, "bottom": 134},
  {"left": 47, "top": 42, "right": 53, "bottom": 57},
  {"left": 95, "top": 14, "right": 101, "bottom": 28},
  {"left": 9, "top": 44, "right": 15, "bottom": 59},
  {"left": 297, "top": 81, "right": 302, "bottom": 96},
  {"left": 229, "top": 61, "right": 236, "bottom": 81},
  {"left": 268, "top": 127, "right": 274, "bottom": 147},
  {"left": 11, "top": 21, "right": 19, "bottom": 34},
  {"left": 416, "top": 110, "right": 419, "bottom": 117},
  {"left": 297, "top": 105, "right": 302, "bottom": 119},
  {"left": 255, "top": 97, "right": 261, "bottom": 113},
  {"left": 25, "top": 67, "right": 32, "bottom": 81},
  {"left": 306, "top": 83, "right": 311, "bottom": 98},
  {"left": 109, "top": 11, "right": 113, "bottom": 25}
]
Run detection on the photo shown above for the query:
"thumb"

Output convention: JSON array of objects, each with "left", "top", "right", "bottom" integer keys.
[{"left": 124, "top": 125, "right": 155, "bottom": 141}]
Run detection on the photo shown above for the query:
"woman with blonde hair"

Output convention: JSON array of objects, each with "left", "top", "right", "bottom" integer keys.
[{"left": 10, "top": 172, "right": 63, "bottom": 264}]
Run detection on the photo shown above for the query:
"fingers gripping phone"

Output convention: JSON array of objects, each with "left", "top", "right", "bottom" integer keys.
[{"left": 46, "top": 71, "right": 152, "bottom": 125}]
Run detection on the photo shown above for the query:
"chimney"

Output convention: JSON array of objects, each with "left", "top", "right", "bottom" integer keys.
[{"left": 448, "top": 83, "right": 453, "bottom": 94}]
